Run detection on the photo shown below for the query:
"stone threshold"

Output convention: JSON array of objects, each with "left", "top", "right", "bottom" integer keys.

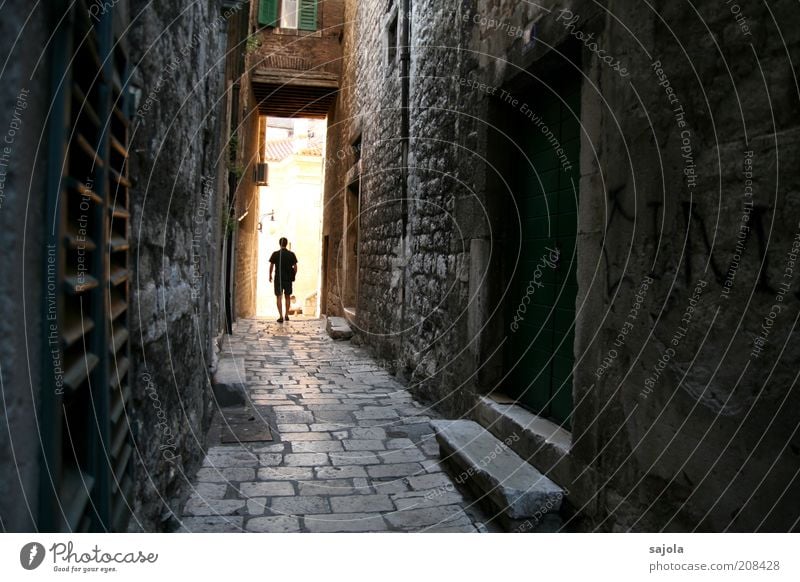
[
  {"left": 431, "top": 419, "right": 565, "bottom": 532},
  {"left": 474, "top": 395, "right": 571, "bottom": 460}
]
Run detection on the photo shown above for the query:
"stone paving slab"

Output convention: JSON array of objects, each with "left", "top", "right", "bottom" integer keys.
[
  {"left": 179, "top": 516, "right": 244, "bottom": 533},
  {"left": 175, "top": 318, "right": 485, "bottom": 533}
]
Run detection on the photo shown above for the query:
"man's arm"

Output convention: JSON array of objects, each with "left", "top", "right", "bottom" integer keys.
[{"left": 269, "top": 262, "right": 274, "bottom": 282}]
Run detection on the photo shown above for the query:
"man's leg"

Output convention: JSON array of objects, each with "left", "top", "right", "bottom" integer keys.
[
  {"left": 284, "top": 293, "right": 291, "bottom": 320},
  {"left": 276, "top": 291, "right": 284, "bottom": 322}
]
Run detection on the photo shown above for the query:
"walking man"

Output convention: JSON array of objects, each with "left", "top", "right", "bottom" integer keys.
[{"left": 269, "top": 237, "right": 298, "bottom": 323}]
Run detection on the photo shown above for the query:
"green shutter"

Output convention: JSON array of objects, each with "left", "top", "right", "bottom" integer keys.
[
  {"left": 258, "top": 0, "right": 279, "bottom": 26},
  {"left": 298, "top": 0, "right": 318, "bottom": 31}
]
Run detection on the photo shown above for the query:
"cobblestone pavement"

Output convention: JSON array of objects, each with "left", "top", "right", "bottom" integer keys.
[{"left": 176, "top": 318, "right": 486, "bottom": 533}]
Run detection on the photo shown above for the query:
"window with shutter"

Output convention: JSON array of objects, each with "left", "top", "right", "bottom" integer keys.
[
  {"left": 298, "top": 0, "right": 318, "bottom": 31},
  {"left": 40, "top": 0, "right": 134, "bottom": 533},
  {"left": 258, "top": 0, "right": 279, "bottom": 27}
]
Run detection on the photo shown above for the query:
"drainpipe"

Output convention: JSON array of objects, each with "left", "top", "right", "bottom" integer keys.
[
  {"left": 399, "top": 0, "right": 411, "bottom": 339},
  {"left": 399, "top": 0, "right": 410, "bottom": 226}
]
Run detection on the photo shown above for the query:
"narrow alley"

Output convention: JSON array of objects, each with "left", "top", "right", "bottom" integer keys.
[
  {"left": 177, "top": 318, "right": 485, "bottom": 533},
  {"left": 2, "top": 0, "right": 800, "bottom": 562}
]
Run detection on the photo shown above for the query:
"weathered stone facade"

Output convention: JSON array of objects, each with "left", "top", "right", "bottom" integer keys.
[
  {"left": 0, "top": 0, "right": 51, "bottom": 532},
  {"left": 321, "top": 0, "right": 358, "bottom": 318},
  {"left": 323, "top": 0, "right": 800, "bottom": 531},
  {"left": 233, "top": 95, "right": 261, "bottom": 319},
  {"left": 126, "top": 0, "right": 233, "bottom": 531},
  {"left": 0, "top": 0, "right": 235, "bottom": 531}
]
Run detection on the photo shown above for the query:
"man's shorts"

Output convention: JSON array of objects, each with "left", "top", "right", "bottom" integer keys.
[{"left": 274, "top": 279, "right": 292, "bottom": 296}]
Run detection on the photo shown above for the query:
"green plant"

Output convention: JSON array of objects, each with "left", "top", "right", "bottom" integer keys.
[
  {"left": 229, "top": 163, "right": 245, "bottom": 180},
  {"left": 245, "top": 36, "right": 261, "bottom": 53},
  {"left": 223, "top": 213, "right": 237, "bottom": 236},
  {"left": 228, "top": 133, "right": 239, "bottom": 164}
]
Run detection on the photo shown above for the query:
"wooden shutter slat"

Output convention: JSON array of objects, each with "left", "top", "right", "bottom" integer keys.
[
  {"left": 110, "top": 136, "right": 128, "bottom": 158},
  {"left": 112, "top": 105, "right": 129, "bottom": 128},
  {"left": 63, "top": 352, "right": 100, "bottom": 392},
  {"left": 109, "top": 295, "right": 127, "bottom": 321},
  {"left": 258, "top": 0, "right": 279, "bottom": 26},
  {"left": 110, "top": 357, "right": 129, "bottom": 390},
  {"left": 113, "top": 444, "right": 133, "bottom": 481},
  {"left": 111, "top": 475, "right": 133, "bottom": 530},
  {"left": 298, "top": 0, "right": 318, "bottom": 31},
  {"left": 61, "top": 469, "right": 95, "bottom": 531},
  {"left": 72, "top": 85, "right": 100, "bottom": 128},
  {"left": 62, "top": 313, "right": 95, "bottom": 348},
  {"left": 73, "top": 133, "right": 104, "bottom": 167},
  {"left": 108, "top": 264, "right": 128, "bottom": 286},
  {"left": 67, "top": 177, "right": 102, "bottom": 204},
  {"left": 109, "top": 167, "right": 131, "bottom": 188},
  {"left": 110, "top": 327, "right": 129, "bottom": 354},
  {"left": 110, "top": 384, "right": 131, "bottom": 423},
  {"left": 110, "top": 418, "right": 129, "bottom": 458},
  {"left": 64, "top": 223, "right": 97, "bottom": 251},
  {"left": 109, "top": 235, "right": 129, "bottom": 252},
  {"left": 64, "top": 273, "right": 99, "bottom": 294}
]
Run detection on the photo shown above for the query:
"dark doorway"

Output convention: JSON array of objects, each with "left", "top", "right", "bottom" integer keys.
[
  {"left": 321, "top": 234, "right": 330, "bottom": 315},
  {"left": 504, "top": 68, "right": 581, "bottom": 429},
  {"left": 343, "top": 183, "right": 360, "bottom": 311}
]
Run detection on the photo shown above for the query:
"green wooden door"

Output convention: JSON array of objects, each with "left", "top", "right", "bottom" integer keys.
[{"left": 506, "top": 74, "right": 580, "bottom": 429}]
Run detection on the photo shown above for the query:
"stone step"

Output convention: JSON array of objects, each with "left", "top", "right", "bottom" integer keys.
[
  {"left": 212, "top": 356, "right": 248, "bottom": 407},
  {"left": 326, "top": 316, "right": 353, "bottom": 340},
  {"left": 431, "top": 419, "right": 565, "bottom": 530},
  {"left": 474, "top": 395, "right": 570, "bottom": 479}
]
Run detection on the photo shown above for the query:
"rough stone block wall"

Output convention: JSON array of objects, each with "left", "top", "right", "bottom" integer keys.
[
  {"left": 347, "top": 0, "right": 406, "bottom": 363},
  {"left": 0, "top": 1, "right": 50, "bottom": 532},
  {"left": 233, "top": 101, "right": 260, "bottom": 319},
  {"left": 325, "top": 0, "right": 800, "bottom": 531},
  {"left": 320, "top": 0, "right": 356, "bottom": 316},
  {"left": 126, "top": 0, "right": 229, "bottom": 531},
  {"left": 402, "top": 0, "right": 481, "bottom": 414}
]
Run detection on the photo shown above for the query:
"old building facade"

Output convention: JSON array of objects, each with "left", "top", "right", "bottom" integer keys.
[
  {"left": 1, "top": 0, "right": 798, "bottom": 534},
  {"left": 0, "top": 0, "right": 346, "bottom": 533},
  {"left": 322, "top": 0, "right": 800, "bottom": 531},
  {"left": 234, "top": 0, "right": 344, "bottom": 317},
  {"left": 0, "top": 0, "right": 243, "bottom": 532}
]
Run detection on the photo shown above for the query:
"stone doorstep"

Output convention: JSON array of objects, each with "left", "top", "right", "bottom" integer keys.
[
  {"left": 326, "top": 316, "right": 353, "bottom": 340},
  {"left": 212, "top": 357, "right": 248, "bottom": 407},
  {"left": 471, "top": 396, "right": 596, "bottom": 521},
  {"left": 474, "top": 395, "right": 571, "bottom": 459},
  {"left": 431, "top": 419, "right": 565, "bottom": 522}
]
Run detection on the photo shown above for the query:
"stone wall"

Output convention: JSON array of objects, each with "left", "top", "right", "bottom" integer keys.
[
  {"left": 321, "top": 0, "right": 359, "bottom": 318},
  {"left": 126, "top": 0, "right": 230, "bottom": 531},
  {"left": 324, "top": 0, "right": 800, "bottom": 531},
  {"left": 0, "top": 0, "right": 233, "bottom": 532},
  {"left": 348, "top": 1, "right": 406, "bottom": 364},
  {"left": 0, "top": 0, "right": 50, "bottom": 532},
  {"left": 233, "top": 93, "right": 261, "bottom": 319}
]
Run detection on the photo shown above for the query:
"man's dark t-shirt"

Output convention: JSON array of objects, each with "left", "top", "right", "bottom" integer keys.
[{"left": 270, "top": 248, "right": 298, "bottom": 283}]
